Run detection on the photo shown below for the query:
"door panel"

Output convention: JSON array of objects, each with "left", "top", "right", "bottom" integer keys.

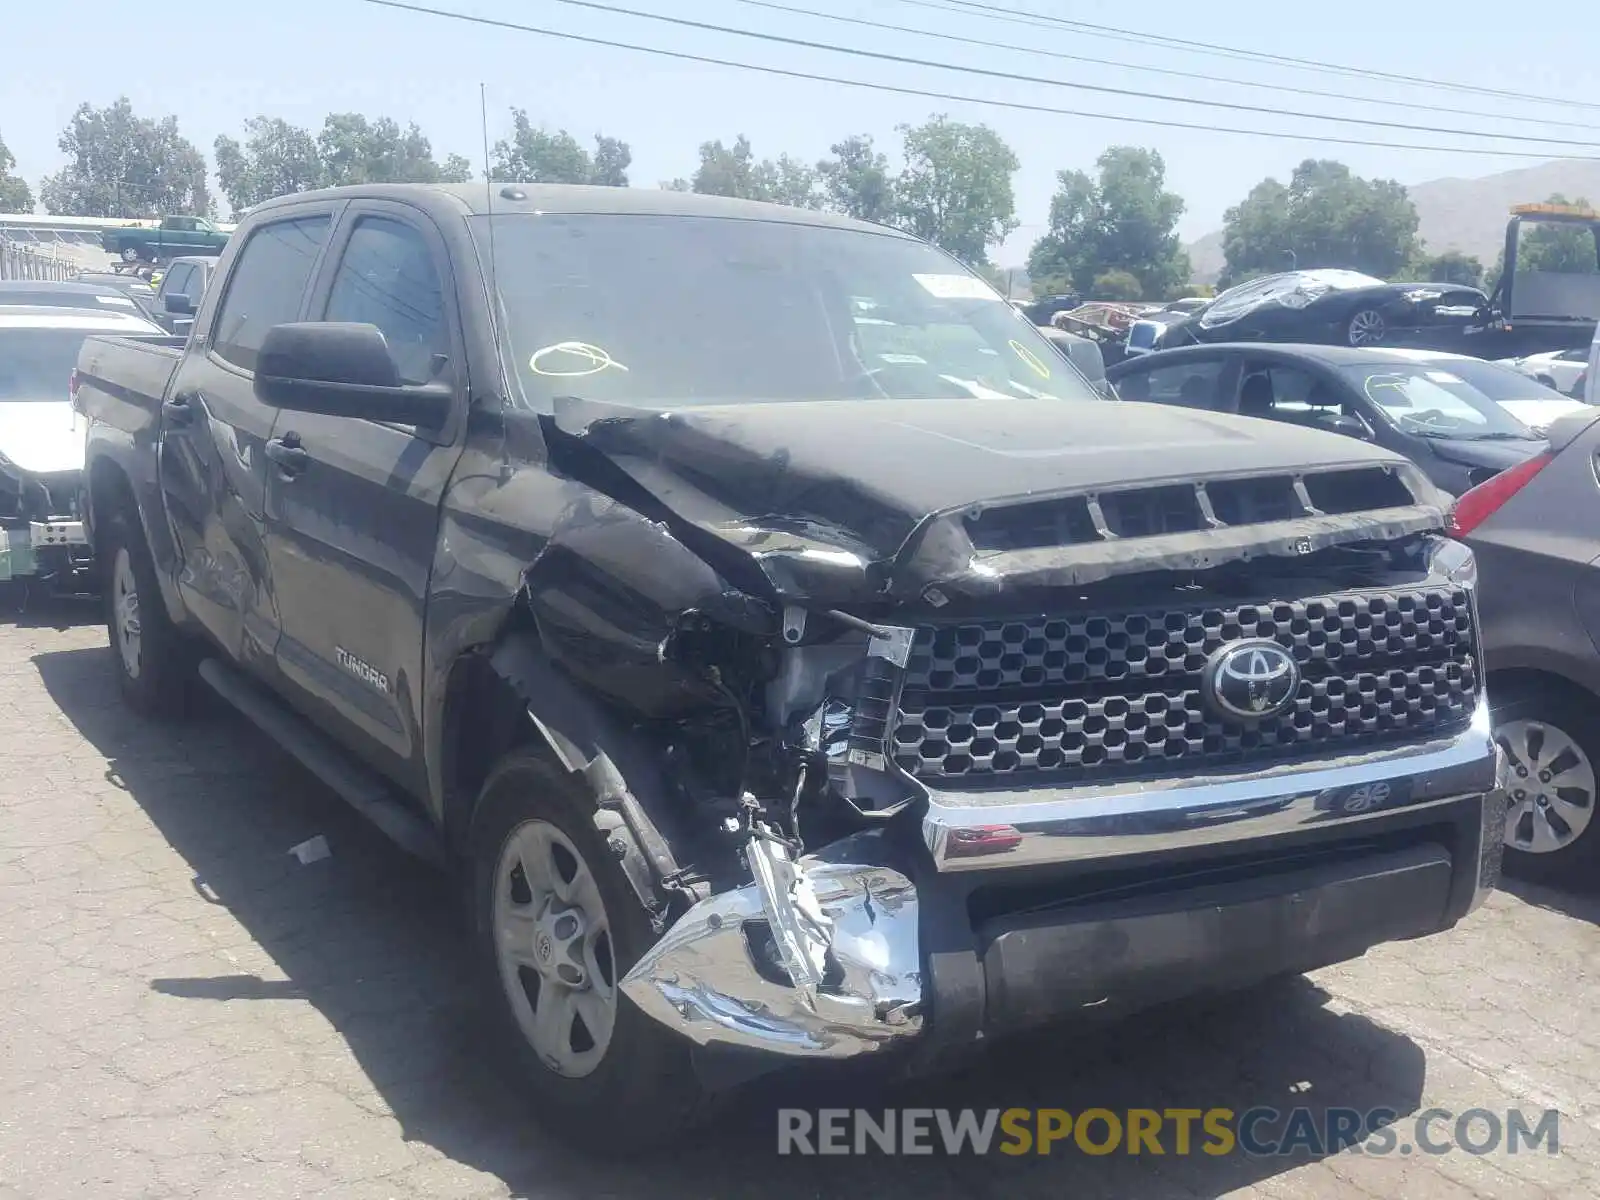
[
  {"left": 264, "top": 206, "right": 466, "bottom": 792},
  {"left": 160, "top": 212, "right": 333, "bottom": 670}
]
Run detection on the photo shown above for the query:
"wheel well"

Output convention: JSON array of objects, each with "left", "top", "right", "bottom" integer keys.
[
  {"left": 87, "top": 458, "right": 136, "bottom": 552},
  {"left": 440, "top": 648, "right": 540, "bottom": 854},
  {"left": 1487, "top": 667, "right": 1593, "bottom": 711}
]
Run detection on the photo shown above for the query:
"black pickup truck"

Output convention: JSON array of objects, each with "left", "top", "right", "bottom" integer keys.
[{"left": 74, "top": 183, "right": 1506, "bottom": 1145}]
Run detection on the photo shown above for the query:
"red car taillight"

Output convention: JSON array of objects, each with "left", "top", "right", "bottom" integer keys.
[{"left": 1447, "top": 451, "right": 1554, "bottom": 537}]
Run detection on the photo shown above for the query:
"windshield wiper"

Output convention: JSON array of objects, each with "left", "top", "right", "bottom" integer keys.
[{"left": 1460, "top": 431, "right": 1538, "bottom": 441}]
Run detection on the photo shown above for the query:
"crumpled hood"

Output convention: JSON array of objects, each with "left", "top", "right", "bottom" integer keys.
[
  {"left": 0, "top": 401, "right": 84, "bottom": 474},
  {"left": 547, "top": 395, "right": 1435, "bottom": 600}
]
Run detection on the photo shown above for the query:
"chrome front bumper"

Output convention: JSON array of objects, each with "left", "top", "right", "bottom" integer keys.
[
  {"left": 621, "top": 703, "right": 1505, "bottom": 1062},
  {"left": 924, "top": 698, "right": 1504, "bottom": 872}
]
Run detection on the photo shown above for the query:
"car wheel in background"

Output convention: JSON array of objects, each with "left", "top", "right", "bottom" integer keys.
[
  {"left": 120, "top": 246, "right": 141, "bottom": 263},
  {"left": 1493, "top": 684, "right": 1600, "bottom": 886},
  {"left": 1346, "top": 309, "right": 1386, "bottom": 347},
  {"left": 1535, "top": 374, "right": 1558, "bottom": 389}
]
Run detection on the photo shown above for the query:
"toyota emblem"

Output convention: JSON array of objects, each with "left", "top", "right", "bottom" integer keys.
[{"left": 1202, "top": 639, "right": 1300, "bottom": 722}]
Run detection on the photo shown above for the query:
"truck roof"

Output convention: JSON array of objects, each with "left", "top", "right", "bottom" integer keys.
[{"left": 248, "top": 181, "right": 916, "bottom": 237}]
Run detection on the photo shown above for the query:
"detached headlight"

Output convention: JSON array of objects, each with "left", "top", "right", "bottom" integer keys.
[{"left": 1429, "top": 536, "right": 1478, "bottom": 589}]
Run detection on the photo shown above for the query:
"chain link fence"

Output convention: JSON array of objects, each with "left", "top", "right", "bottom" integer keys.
[{"left": 0, "top": 236, "right": 79, "bottom": 282}]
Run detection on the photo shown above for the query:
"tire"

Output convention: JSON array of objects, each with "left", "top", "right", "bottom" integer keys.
[
  {"left": 101, "top": 506, "right": 196, "bottom": 718},
  {"left": 468, "top": 748, "right": 703, "bottom": 1151},
  {"left": 1345, "top": 308, "right": 1386, "bottom": 347},
  {"left": 1493, "top": 682, "right": 1600, "bottom": 887},
  {"left": 1534, "top": 374, "right": 1558, "bottom": 390},
  {"left": 120, "top": 246, "right": 141, "bottom": 263}
]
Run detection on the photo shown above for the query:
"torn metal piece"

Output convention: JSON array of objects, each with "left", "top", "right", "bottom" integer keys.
[{"left": 744, "top": 817, "right": 832, "bottom": 1002}]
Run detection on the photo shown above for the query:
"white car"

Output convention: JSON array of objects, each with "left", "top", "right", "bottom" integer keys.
[
  {"left": 1375, "top": 346, "right": 1589, "bottom": 434},
  {"left": 0, "top": 303, "right": 166, "bottom": 592},
  {"left": 1499, "top": 348, "right": 1590, "bottom": 397}
]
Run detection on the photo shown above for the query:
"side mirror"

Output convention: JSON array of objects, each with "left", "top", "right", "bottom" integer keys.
[
  {"left": 1315, "top": 411, "right": 1370, "bottom": 440},
  {"left": 253, "top": 322, "right": 452, "bottom": 427},
  {"left": 164, "top": 292, "right": 194, "bottom": 315}
]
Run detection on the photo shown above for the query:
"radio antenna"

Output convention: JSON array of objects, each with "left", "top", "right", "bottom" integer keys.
[{"left": 480, "top": 82, "right": 504, "bottom": 394}]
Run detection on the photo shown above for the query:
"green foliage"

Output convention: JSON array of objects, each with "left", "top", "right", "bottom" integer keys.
[
  {"left": 1027, "top": 147, "right": 1189, "bottom": 298},
  {"left": 1518, "top": 194, "right": 1599, "bottom": 275},
  {"left": 1411, "top": 250, "right": 1485, "bottom": 287},
  {"left": 0, "top": 132, "right": 32, "bottom": 213},
  {"left": 1220, "top": 159, "right": 1419, "bottom": 284},
  {"left": 667, "top": 135, "right": 820, "bottom": 208},
  {"left": 1091, "top": 269, "right": 1143, "bottom": 301},
  {"left": 39, "top": 98, "right": 210, "bottom": 217},
  {"left": 214, "top": 117, "right": 325, "bottom": 216},
  {"left": 891, "top": 116, "right": 1018, "bottom": 266},
  {"left": 816, "top": 134, "right": 896, "bottom": 224},
  {"left": 316, "top": 113, "right": 459, "bottom": 189},
  {"left": 490, "top": 110, "right": 631, "bottom": 187}
]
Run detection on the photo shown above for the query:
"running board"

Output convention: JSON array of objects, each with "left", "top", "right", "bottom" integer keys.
[{"left": 197, "top": 658, "right": 448, "bottom": 867}]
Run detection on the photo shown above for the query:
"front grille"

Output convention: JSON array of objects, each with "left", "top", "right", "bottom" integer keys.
[{"left": 892, "top": 587, "right": 1478, "bottom": 785}]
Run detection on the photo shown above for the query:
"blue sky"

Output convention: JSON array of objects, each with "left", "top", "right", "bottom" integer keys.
[{"left": 4, "top": 0, "right": 1598, "bottom": 263}]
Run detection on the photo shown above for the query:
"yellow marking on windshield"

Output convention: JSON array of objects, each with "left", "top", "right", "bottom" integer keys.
[
  {"left": 529, "top": 341, "right": 629, "bottom": 378},
  {"left": 1009, "top": 339, "right": 1052, "bottom": 380}
]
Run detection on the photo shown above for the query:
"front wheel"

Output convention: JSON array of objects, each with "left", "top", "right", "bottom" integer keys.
[
  {"left": 1346, "top": 308, "right": 1386, "bottom": 346},
  {"left": 1494, "top": 685, "right": 1600, "bottom": 885},
  {"left": 119, "top": 246, "right": 142, "bottom": 264},
  {"left": 469, "top": 748, "right": 702, "bottom": 1150}
]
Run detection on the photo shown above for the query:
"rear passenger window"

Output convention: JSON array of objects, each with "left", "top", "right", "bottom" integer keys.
[
  {"left": 211, "top": 216, "right": 331, "bottom": 372},
  {"left": 323, "top": 217, "right": 448, "bottom": 387},
  {"left": 1119, "top": 360, "right": 1227, "bottom": 410}
]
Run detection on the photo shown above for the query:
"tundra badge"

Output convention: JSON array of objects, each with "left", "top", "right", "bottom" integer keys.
[{"left": 336, "top": 647, "right": 392, "bottom": 695}]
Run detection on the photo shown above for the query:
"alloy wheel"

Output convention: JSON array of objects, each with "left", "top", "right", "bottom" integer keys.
[
  {"left": 492, "top": 818, "right": 617, "bottom": 1078},
  {"left": 1497, "top": 718, "right": 1596, "bottom": 855},
  {"left": 112, "top": 547, "right": 142, "bottom": 681}
]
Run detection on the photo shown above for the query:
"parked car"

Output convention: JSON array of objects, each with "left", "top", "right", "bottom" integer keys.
[
  {"left": 1108, "top": 343, "right": 1548, "bottom": 496},
  {"left": 0, "top": 304, "right": 169, "bottom": 593},
  {"left": 73, "top": 272, "right": 160, "bottom": 317},
  {"left": 1451, "top": 405, "right": 1600, "bottom": 881},
  {"left": 0, "top": 280, "right": 150, "bottom": 317},
  {"left": 150, "top": 256, "right": 216, "bottom": 337},
  {"left": 1036, "top": 324, "right": 1114, "bottom": 397},
  {"left": 1156, "top": 270, "right": 1487, "bottom": 351},
  {"left": 1499, "top": 347, "right": 1590, "bottom": 397},
  {"left": 99, "top": 215, "right": 229, "bottom": 265},
  {"left": 75, "top": 183, "right": 1503, "bottom": 1146}
]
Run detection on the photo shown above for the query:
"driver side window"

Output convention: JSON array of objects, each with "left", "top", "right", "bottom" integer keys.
[{"left": 323, "top": 216, "right": 449, "bottom": 388}]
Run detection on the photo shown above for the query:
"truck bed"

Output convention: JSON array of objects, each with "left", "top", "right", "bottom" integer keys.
[{"left": 74, "top": 335, "right": 185, "bottom": 435}]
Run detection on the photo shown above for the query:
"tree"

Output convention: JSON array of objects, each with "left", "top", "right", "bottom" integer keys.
[
  {"left": 1092, "top": 269, "right": 1143, "bottom": 301},
  {"left": 39, "top": 98, "right": 210, "bottom": 217},
  {"left": 0, "top": 132, "right": 32, "bottom": 213},
  {"left": 317, "top": 113, "right": 463, "bottom": 187},
  {"left": 817, "top": 134, "right": 895, "bottom": 223},
  {"left": 490, "top": 109, "right": 631, "bottom": 186},
  {"left": 1220, "top": 159, "right": 1419, "bottom": 284},
  {"left": 670, "top": 136, "right": 819, "bottom": 207},
  {"left": 1026, "top": 147, "right": 1189, "bottom": 299},
  {"left": 1518, "top": 194, "right": 1599, "bottom": 275},
  {"left": 892, "top": 116, "right": 1018, "bottom": 266},
  {"left": 214, "top": 117, "right": 325, "bottom": 217},
  {"left": 1412, "top": 250, "right": 1485, "bottom": 287}
]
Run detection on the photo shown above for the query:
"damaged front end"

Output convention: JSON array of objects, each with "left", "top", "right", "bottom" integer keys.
[{"left": 515, "top": 397, "right": 1484, "bottom": 1067}]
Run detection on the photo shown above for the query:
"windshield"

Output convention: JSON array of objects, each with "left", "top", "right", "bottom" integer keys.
[
  {"left": 1337, "top": 361, "right": 1539, "bottom": 439},
  {"left": 0, "top": 328, "right": 99, "bottom": 401},
  {"left": 470, "top": 213, "right": 1099, "bottom": 408}
]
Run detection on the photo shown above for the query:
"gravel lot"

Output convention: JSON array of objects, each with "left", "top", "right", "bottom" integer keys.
[{"left": 0, "top": 609, "right": 1597, "bottom": 1199}]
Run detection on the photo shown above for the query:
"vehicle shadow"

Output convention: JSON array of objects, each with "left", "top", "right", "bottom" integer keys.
[
  {"left": 1500, "top": 875, "right": 1600, "bottom": 921},
  {"left": 33, "top": 644, "right": 1429, "bottom": 1199},
  {"left": 0, "top": 590, "right": 100, "bottom": 631}
]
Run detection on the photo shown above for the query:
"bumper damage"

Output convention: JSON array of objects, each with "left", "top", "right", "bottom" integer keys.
[{"left": 621, "top": 707, "right": 1506, "bottom": 1064}]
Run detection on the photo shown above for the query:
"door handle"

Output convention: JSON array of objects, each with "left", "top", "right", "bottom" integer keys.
[
  {"left": 162, "top": 392, "right": 196, "bottom": 428},
  {"left": 265, "top": 434, "right": 310, "bottom": 478}
]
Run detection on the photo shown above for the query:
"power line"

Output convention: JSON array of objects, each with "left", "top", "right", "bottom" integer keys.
[
  {"left": 917, "top": 0, "right": 1600, "bottom": 114},
  {"left": 356, "top": 0, "right": 1600, "bottom": 161},
  {"left": 725, "top": 0, "right": 1600, "bottom": 133},
  {"left": 532, "top": 0, "right": 1600, "bottom": 149}
]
